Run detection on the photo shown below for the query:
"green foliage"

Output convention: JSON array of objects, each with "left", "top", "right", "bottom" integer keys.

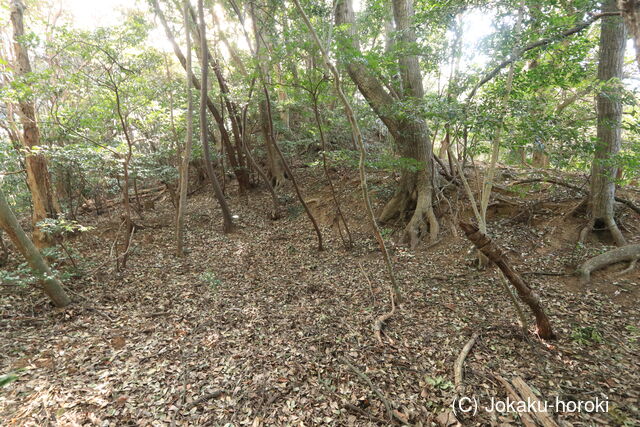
[
  {"left": 425, "top": 375, "right": 453, "bottom": 391},
  {"left": 199, "top": 271, "right": 222, "bottom": 291},
  {"left": 38, "top": 217, "right": 93, "bottom": 237},
  {"left": 571, "top": 326, "right": 603, "bottom": 345},
  {"left": 0, "top": 373, "right": 19, "bottom": 388}
]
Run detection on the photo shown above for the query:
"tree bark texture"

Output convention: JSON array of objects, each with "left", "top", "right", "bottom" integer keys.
[
  {"left": 336, "top": 0, "right": 438, "bottom": 247},
  {"left": 588, "top": 0, "right": 627, "bottom": 246},
  {"left": 0, "top": 188, "right": 70, "bottom": 307},
  {"left": 10, "top": 0, "right": 58, "bottom": 248}
]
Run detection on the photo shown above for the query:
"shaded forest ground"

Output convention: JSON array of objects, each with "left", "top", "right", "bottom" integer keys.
[{"left": 1, "top": 164, "right": 639, "bottom": 426}]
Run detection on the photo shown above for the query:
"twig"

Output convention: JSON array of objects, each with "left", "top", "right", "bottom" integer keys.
[
  {"left": 358, "top": 261, "right": 376, "bottom": 306},
  {"left": 82, "top": 306, "right": 116, "bottom": 322},
  {"left": 521, "top": 271, "right": 568, "bottom": 276},
  {"left": 373, "top": 285, "right": 396, "bottom": 345},
  {"left": 344, "top": 403, "right": 388, "bottom": 424},
  {"left": 339, "top": 355, "right": 399, "bottom": 423},
  {"left": 185, "top": 390, "right": 225, "bottom": 410},
  {"left": 454, "top": 333, "right": 479, "bottom": 392}
]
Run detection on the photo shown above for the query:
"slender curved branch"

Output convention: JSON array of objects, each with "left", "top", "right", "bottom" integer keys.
[{"left": 468, "top": 12, "right": 621, "bottom": 100}]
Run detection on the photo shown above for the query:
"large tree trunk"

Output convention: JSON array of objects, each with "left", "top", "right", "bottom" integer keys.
[
  {"left": 10, "top": 0, "right": 58, "bottom": 249},
  {"left": 0, "top": 188, "right": 70, "bottom": 307},
  {"left": 336, "top": 0, "right": 438, "bottom": 247},
  {"left": 619, "top": 0, "right": 640, "bottom": 70},
  {"left": 584, "top": 0, "right": 627, "bottom": 246}
]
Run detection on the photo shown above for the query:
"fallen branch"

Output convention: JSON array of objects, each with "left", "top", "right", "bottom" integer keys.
[
  {"left": 459, "top": 222, "right": 555, "bottom": 339},
  {"left": 511, "top": 377, "right": 559, "bottom": 427},
  {"left": 511, "top": 177, "right": 585, "bottom": 192},
  {"left": 454, "top": 333, "right": 479, "bottom": 392},
  {"left": 576, "top": 244, "right": 640, "bottom": 284},
  {"left": 493, "top": 375, "right": 537, "bottom": 427},
  {"left": 344, "top": 403, "right": 387, "bottom": 424}
]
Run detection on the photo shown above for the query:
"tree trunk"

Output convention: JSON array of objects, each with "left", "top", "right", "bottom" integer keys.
[
  {"left": 185, "top": 4, "right": 250, "bottom": 194},
  {"left": 584, "top": 0, "right": 627, "bottom": 246},
  {"left": 176, "top": 0, "right": 194, "bottom": 256},
  {"left": 251, "top": 5, "right": 286, "bottom": 189},
  {"left": 198, "top": 0, "right": 234, "bottom": 233},
  {"left": 0, "top": 188, "right": 70, "bottom": 307},
  {"left": 619, "top": 0, "right": 640, "bottom": 70},
  {"left": 151, "top": 0, "right": 250, "bottom": 194},
  {"left": 336, "top": 0, "right": 438, "bottom": 247},
  {"left": 10, "top": 0, "right": 58, "bottom": 249},
  {"left": 0, "top": 230, "right": 8, "bottom": 266}
]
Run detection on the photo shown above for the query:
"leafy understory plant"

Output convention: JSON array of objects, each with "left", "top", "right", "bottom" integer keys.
[
  {"left": 199, "top": 271, "right": 222, "bottom": 291},
  {"left": 425, "top": 375, "right": 454, "bottom": 391},
  {"left": 38, "top": 216, "right": 93, "bottom": 271},
  {"left": 571, "top": 326, "right": 603, "bottom": 345}
]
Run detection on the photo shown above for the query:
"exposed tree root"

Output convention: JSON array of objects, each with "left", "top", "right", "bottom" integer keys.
[
  {"left": 579, "top": 216, "right": 627, "bottom": 247},
  {"left": 511, "top": 377, "right": 559, "bottom": 427},
  {"left": 338, "top": 356, "right": 403, "bottom": 424},
  {"left": 185, "top": 390, "right": 225, "bottom": 410},
  {"left": 513, "top": 177, "right": 640, "bottom": 216},
  {"left": 373, "top": 285, "right": 397, "bottom": 345},
  {"left": 576, "top": 243, "right": 640, "bottom": 284},
  {"left": 616, "top": 257, "right": 638, "bottom": 276},
  {"left": 379, "top": 176, "right": 439, "bottom": 249},
  {"left": 454, "top": 333, "right": 479, "bottom": 393}
]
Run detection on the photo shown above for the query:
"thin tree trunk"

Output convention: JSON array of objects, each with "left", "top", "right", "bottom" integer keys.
[
  {"left": 583, "top": 0, "right": 627, "bottom": 246},
  {"left": 0, "top": 230, "right": 8, "bottom": 266},
  {"left": 198, "top": 0, "right": 234, "bottom": 233},
  {"left": 185, "top": 4, "right": 250, "bottom": 193},
  {"left": 229, "top": 0, "right": 322, "bottom": 250},
  {"left": 294, "top": 0, "right": 402, "bottom": 347},
  {"left": 311, "top": 91, "right": 353, "bottom": 249},
  {"left": 112, "top": 81, "right": 135, "bottom": 270},
  {"left": 151, "top": 0, "right": 250, "bottom": 194},
  {"left": 250, "top": 4, "right": 287, "bottom": 189},
  {"left": 176, "top": 0, "right": 194, "bottom": 256},
  {"left": 10, "top": 0, "right": 58, "bottom": 249},
  {"left": 477, "top": 2, "right": 524, "bottom": 267},
  {"left": 0, "top": 188, "right": 70, "bottom": 307}
]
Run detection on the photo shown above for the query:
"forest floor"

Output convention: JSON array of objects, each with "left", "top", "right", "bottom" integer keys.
[{"left": 1, "top": 164, "right": 639, "bottom": 426}]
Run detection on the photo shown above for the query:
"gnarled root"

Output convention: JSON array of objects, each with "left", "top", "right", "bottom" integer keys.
[
  {"left": 579, "top": 216, "right": 627, "bottom": 247},
  {"left": 379, "top": 174, "right": 439, "bottom": 248},
  {"left": 576, "top": 243, "right": 640, "bottom": 284}
]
